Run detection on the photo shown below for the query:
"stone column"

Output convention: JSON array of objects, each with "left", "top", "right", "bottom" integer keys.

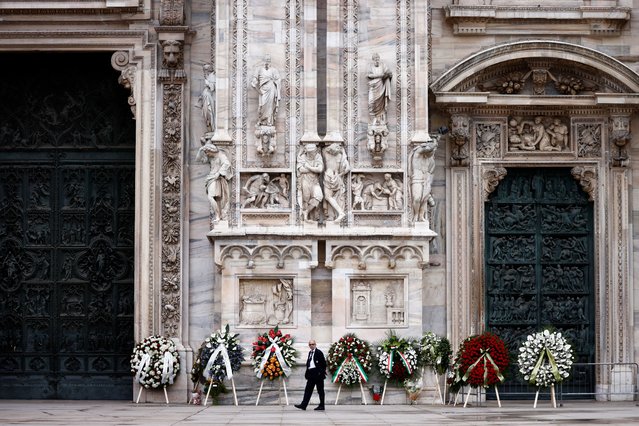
[
  {"left": 155, "top": 2, "right": 190, "bottom": 401},
  {"left": 447, "top": 167, "right": 472, "bottom": 350},
  {"left": 323, "top": 0, "right": 344, "bottom": 144},
  {"left": 300, "top": 0, "right": 321, "bottom": 146},
  {"left": 210, "top": 0, "right": 233, "bottom": 145}
]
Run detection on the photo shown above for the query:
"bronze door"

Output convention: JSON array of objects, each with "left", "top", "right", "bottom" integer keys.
[
  {"left": 0, "top": 53, "right": 135, "bottom": 399},
  {"left": 485, "top": 167, "right": 595, "bottom": 398}
]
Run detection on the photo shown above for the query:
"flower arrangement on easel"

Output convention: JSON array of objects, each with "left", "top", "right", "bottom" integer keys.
[
  {"left": 130, "top": 335, "right": 180, "bottom": 404},
  {"left": 449, "top": 332, "right": 509, "bottom": 407},
  {"left": 417, "top": 331, "right": 451, "bottom": 404},
  {"left": 375, "top": 330, "right": 418, "bottom": 405},
  {"left": 251, "top": 326, "right": 297, "bottom": 405},
  {"left": 518, "top": 329, "right": 574, "bottom": 408},
  {"left": 327, "top": 333, "right": 373, "bottom": 405},
  {"left": 191, "top": 324, "right": 244, "bottom": 406}
]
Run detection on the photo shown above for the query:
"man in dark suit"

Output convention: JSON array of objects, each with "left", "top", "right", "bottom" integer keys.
[{"left": 295, "top": 339, "right": 326, "bottom": 411}]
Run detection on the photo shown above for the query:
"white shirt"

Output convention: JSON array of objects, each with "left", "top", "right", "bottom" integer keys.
[{"left": 308, "top": 350, "right": 316, "bottom": 369}]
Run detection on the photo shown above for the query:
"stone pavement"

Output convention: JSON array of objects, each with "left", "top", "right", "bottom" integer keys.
[{"left": 0, "top": 400, "right": 638, "bottom": 425}]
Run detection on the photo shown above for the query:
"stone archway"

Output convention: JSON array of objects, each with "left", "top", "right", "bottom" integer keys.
[{"left": 433, "top": 40, "right": 639, "bottom": 398}]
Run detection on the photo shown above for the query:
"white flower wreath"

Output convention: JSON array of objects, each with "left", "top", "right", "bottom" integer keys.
[
  {"left": 518, "top": 330, "right": 573, "bottom": 388},
  {"left": 131, "top": 335, "right": 180, "bottom": 389}
]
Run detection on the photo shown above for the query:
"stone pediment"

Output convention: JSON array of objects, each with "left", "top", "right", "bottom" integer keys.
[
  {"left": 445, "top": 1, "right": 630, "bottom": 36},
  {"left": 431, "top": 40, "right": 639, "bottom": 108}
]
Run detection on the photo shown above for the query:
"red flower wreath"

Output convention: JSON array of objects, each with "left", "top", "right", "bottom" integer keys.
[{"left": 452, "top": 332, "right": 509, "bottom": 388}]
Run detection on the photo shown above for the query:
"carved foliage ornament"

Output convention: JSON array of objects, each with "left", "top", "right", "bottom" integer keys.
[{"left": 160, "top": 83, "right": 184, "bottom": 337}]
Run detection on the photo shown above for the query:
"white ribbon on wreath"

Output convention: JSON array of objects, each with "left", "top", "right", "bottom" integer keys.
[
  {"left": 257, "top": 336, "right": 291, "bottom": 378},
  {"left": 204, "top": 342, "right": 234, "bottom": 380},
  {"left": 161, "top": 351, "right": 176, "bottom": 385},
  {"left": 135, "top": 353, "right": 151, "bottom": 383}
]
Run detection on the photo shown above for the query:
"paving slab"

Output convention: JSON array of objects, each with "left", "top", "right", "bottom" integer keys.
[{"left": 0, "top": 400, "right": 638, "bottom": 425}]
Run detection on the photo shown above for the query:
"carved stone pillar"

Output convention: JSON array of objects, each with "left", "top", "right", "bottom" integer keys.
[
  {"left": 447, "top": 166, "right": 472, "bottom": 349},
  {"left": 157, "top": 1, "right": 188, "bottom": 391}
]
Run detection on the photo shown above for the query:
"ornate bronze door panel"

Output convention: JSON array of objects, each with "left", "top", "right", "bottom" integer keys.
[
  {"left": 0, "top": 53, "right": 135, "bottom": 399},
  {"left": 485, "top": 168, "right": 594, "bottom": 398}
]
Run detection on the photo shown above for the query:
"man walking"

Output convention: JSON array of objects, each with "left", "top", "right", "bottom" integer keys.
[{"left": 295, "top": 339, "right": 326, "bottom": 411}]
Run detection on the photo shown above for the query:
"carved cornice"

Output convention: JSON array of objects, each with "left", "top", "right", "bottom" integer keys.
[
  {"left": 445, "top": 5, "right": 630, "bottom": 36},
  {"left": 0, "top": 1, "right": 143, "bottom": 15}
]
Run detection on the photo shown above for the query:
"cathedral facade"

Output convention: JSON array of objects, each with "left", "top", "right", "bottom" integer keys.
[{"left": 0, "top": 0, "right": 637, "bottom": 402}]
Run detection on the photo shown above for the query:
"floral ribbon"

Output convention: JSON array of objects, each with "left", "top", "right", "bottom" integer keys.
[
  {"left": 135, "top": 353, "right": 151, "bottom": 383},
  {"left": 161, "top": 351, "right": 176, "bottom": 385},
  {"left": 387, "top": 347, "right": 413, "bottom": 376},
  {"left": 331, "top": 354, "right": 369, "bottom": 384},
  {"left": 529, "top": 347, "right": 561, "bottom": 386},
  {"left": 204, "top": 342, "right": 234, "bottom": 381},
  {"left": 256, "top": 336, "right": 291, "bottom": 379},
  {"left": 462, "top": 348, "right": 504, "bottom": 387}
]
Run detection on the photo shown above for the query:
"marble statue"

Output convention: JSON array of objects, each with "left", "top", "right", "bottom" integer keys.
[
  {"left": 367, "top": 53, "right": 392, "bottom": 126},
  {"left": 272, "top": 278, "right": 293, "bottom": 324},
  {"left": 196, "top": 139, "right": 232, "bottom": 223},
  {"left": 241, "top": 173, "right": 287, "bottom": 208},
  {"left": 322, "top": 143, "right": 350, "bottom": 222},
  {"left": 296, "top": 144, "right": 324, "bottom": 222},
  {"left": 409, "top": 139, "right": 437, "bottom": 223},
  {"left": 251, "top": 54, "right": 281, "bottom": 127},
  {"left": 199, "top": 64, "right": 215, "bottom": 133}
]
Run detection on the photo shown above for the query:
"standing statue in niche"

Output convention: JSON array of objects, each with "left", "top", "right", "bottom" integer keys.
[
  {"left": 296, "top": 144, "right": 324, "bottom": 222},
  {"left": 251, "top": 54, "right": 281, "bottom": 127},
  {"left": 198, "top": 64, "right": 216, "bottom": 133},
  {"left": 409, "top": 139, "right": 437, "bottom": 223},
  {"left": 322, "top": 143, "right": 350, "bottom": 222},
  {"left": 367, "top": 53, "right": 392, "bottom": 126},
  {"left": 196, "top": 138, "right": 232, "bottom": 224},
  {"left": 271, "top": 278, "right": 293, "bottom": 324}
]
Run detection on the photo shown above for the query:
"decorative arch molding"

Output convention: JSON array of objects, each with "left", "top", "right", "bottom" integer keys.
[
  {"left": 431, "top": 40, "right": 639, "bottom": 96},
  {"left": 327, "top": 243, "right": 427, "bottom": 270},
  {"left": 216, "top": 243, "right": 314, "bottom": 270}
]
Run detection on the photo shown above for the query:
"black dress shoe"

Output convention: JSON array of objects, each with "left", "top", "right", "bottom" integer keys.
[
  {"left": 294, "top": 404, "right": 306, "bottom": 410},
  {"left": 314, "top": 406, "right": 325, "bottom": 411}
]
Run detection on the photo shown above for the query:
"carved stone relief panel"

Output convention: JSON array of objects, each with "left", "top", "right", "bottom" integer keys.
[
  {"left": 474, "top": 121, "right": 502, "bottom": 159},
  {"left": 240, "top": 172, "right": 291, "bottom": 210},
  {"left": 507, "top": 115, "right": 571, "bottom": 154},
  {"left": 348, "top": 277, "right": 406, "bottom": 327},
  {"left": 574, "top": 119, "right": 603, "bottom": 159},
  {"left": 238, "top": 278, "right": 295, "bottom": 327},
  {"left": 351, "top": 173, "right": 404, "bottom": 212}
]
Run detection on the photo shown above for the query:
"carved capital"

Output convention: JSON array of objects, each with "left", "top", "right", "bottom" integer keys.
[
  {"left": 159, "top": 40, "right": 186, "bottom": 82},
  {"left": 571, "top": 165, "right": 597, "bottom": 201},
  {"left": 482, "top": 166, "right": 507, "bottom": 201},
  {"left": 449, "top": 114, "right": 470, "bottom": 166},
  {"left": 610, "top": 115, "right": 631, "bottom": 167}
]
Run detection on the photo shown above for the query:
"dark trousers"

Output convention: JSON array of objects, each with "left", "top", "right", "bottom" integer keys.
[{"left": 300, "top": 370, "right": 325, "bottom": 408}]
